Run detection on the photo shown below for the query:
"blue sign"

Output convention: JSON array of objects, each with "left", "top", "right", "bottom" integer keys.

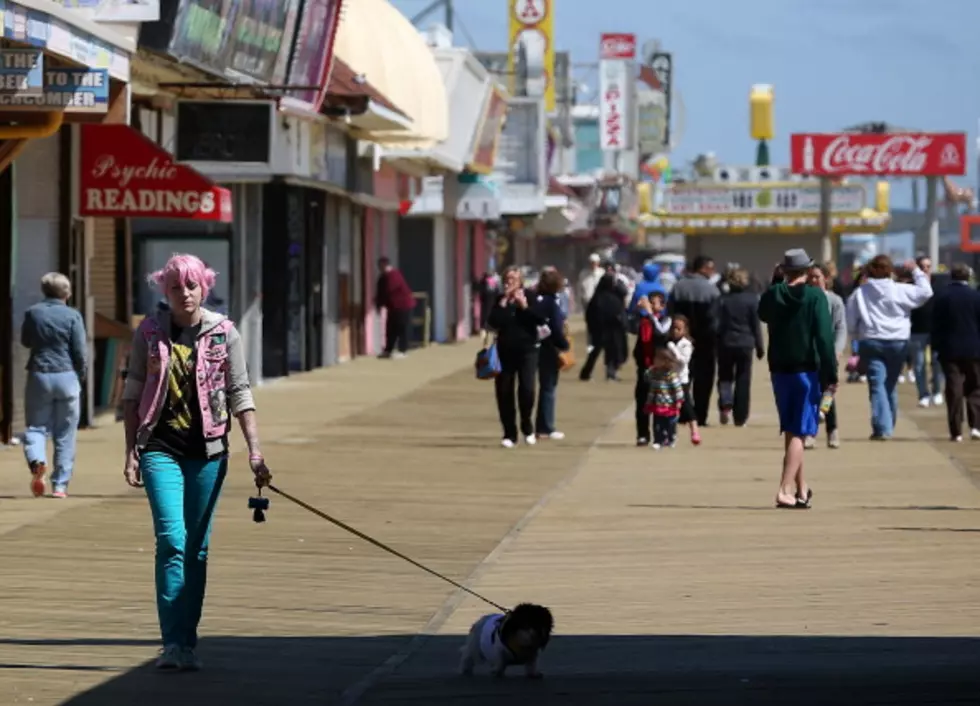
[
  {"left": 0, "top": 49, "right": 44, "bottom": 95},
  {"left": 0, "top": 68, "right": 109, "bottom": 112}
]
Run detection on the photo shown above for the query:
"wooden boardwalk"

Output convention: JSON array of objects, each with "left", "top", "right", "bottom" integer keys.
[{"left": 0, "top": 337, "right": 977, "bottom": 705}]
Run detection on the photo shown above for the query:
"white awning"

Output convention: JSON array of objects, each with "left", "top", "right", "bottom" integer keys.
[{"left": 333, "top": 0, "right": 448, "bottom": 148}]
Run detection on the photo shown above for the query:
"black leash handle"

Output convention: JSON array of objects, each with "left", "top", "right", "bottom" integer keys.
[{"left": 267, "top": 484, "right": 509, "bottom": 613}]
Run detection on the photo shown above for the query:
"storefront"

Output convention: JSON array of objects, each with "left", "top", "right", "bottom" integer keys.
[
  {"left": 0, "top": 7, "right": 134, "bottom": 440},
  {"left": 388, "top": 44, "right": 502, "bottom": 344}
]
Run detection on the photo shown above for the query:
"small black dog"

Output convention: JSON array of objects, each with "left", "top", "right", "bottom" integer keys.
[{"left": 459, "top": 603, "right": 554, "bottom": 678}]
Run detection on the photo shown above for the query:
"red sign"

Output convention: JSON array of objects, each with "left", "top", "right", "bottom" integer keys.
[
  {"left": 600, "top": 33, "right": 636, "bottom": 60},
  {"left": 790, "top": 132, "right": 967, "bottom": 177},
  {"left": 79, "top": 125, "right": 233, "bottom": 222}
]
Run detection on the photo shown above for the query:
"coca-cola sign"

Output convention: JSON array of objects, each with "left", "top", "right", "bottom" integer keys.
[
  {"left": 79, "top": 125, "right": 233, "bottom": 222},
  {"left": 600, "top": 33, "right": 636, "bottom": 60},
  {"left": 790, "top": 132, "right": 967, "bottom": 177}
]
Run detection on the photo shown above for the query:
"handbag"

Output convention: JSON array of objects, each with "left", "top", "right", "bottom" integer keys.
[
  {"left": 475, "top": 331, "right": 502, "bottom": 380},
  {"left": 557, "top": 321, "right": 575, "bottom": 371}
]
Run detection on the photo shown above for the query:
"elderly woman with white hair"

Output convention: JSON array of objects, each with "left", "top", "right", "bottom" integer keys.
[{"left": 21, "top": 272, "right": 87, "bottom": 498}]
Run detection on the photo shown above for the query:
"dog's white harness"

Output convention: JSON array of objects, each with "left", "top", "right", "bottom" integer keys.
[{"left": 479, "top": 613, "right": 515, "bottom": 664}]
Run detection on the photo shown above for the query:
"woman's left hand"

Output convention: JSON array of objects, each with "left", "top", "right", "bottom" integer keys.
[{"left": 249, "top": 455, "right": 272, "bottom": 488}]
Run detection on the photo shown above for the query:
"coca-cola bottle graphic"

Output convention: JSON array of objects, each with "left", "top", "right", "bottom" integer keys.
[{"left": 803, "top": 136, "right": 815, "bottom": 173}]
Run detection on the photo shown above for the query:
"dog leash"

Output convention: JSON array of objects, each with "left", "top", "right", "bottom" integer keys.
[{"left": 265, "top": 485, "right": 509, "bottom": 613}]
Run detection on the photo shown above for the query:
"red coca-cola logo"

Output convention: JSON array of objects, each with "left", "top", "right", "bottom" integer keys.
[
  {"left": 820, "top": 135, "right": 935, "bottom": 175},
  {"left": 600, "top": 33, "right": 636, "bottom": 59}
]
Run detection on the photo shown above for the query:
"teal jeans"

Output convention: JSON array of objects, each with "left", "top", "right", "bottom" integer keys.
[{"left": 141, "top": 451, "right": 227, "bottom": 648}]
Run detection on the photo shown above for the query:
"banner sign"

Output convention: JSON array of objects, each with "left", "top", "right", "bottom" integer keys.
[
  {"left": 282, "top": 0, "right": 341, "bottom": 113},
  {"left": 791, "top": 132, "right": 967, "bottom": 177},
  {"left": 0, "top": 67, "right": 108, "bottom": 112},
  {"left": 599, "top": 58, "right": 628, "bottom": 150},
  {"left": 664, "top": 184, "right": 867, "bottom": 216},
  {"left": 0, "top": 0, "right": 130, "bottom": 80},
  {"left": 0, "top": 49, "right": 44, "bottom": 96},
  {"left": 508, "top": 0, "right": 555, "bottom": 112},
  {"left": 80, "top": 125, "right": 233, "bottom": 222}
]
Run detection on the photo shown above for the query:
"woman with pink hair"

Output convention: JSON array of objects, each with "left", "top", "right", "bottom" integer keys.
[{"left": 121, "top": 253, "right": 271, "bottom": 671}]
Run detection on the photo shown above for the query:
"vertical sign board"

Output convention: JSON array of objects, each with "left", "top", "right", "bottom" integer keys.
[
  {"left": 508, "top": 0, "right": 555, "bottom": 113},
  {"left": 0, "top": 67, "right": 108, "bottom": 112},
  {"left": 0, "top": 49, "right": 44, "bottom": 97},
  {"left": 599, "top": 33, "right": 635, "bottom": 151},
  {"left": 648, "top": 51, "right": 672, "bottom": 147}
]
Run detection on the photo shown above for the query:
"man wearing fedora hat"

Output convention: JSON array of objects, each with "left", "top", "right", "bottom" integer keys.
[{"left": 759, "top": 248, "right": 839, "bottom": 509}]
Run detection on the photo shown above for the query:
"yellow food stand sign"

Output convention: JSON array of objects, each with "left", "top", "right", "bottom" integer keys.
[{"left": 639, "top": 181, "right": 890, "bottom": 235}]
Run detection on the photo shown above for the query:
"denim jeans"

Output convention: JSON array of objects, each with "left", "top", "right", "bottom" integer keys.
[
  {"left": 908, "top": 333, "right": 944, "bottom": 399},
  {"left": 23, "top": 370, "right": 81, "bottom": 489},
  {"left": 535, "top": 350, "right": 559, "bottom": 434},
  {"left": 141, "top": 451, "right": 227, "bottom": 648},
  {"left": 859, "top": 339, "right": 909, "bottom": 437}
]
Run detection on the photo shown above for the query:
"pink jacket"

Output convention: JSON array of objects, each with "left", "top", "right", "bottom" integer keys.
[{"left": 122, "top": 309, "right": 255, "bottom": 456}]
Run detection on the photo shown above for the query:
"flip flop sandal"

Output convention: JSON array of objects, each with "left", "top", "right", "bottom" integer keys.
[
  {"left": 796, "top": 489, "right": 814, "bottom": 508},
  {"left": 776, "top": 499, "right": 806, "bottom": 509}
]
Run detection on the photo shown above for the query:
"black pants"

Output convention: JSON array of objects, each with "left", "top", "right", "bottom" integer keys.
[
  {"left": 535, "top": 349, "right": 560, "bottom": 435},
  {"left": 653, "top": 415, "right": 678, "bottom": 446},
  {"left": 384, "top": 308, "right": 411, "bottom": 354},
  {"left": 716, "top": 346, "right": 754, "bottom": 426},
  {"left": 580, "top": 330, "right": 622, "bottom": 381},
  {"left": 690, "top": 343, "right": 716, "bottom": 426},
  {"left": 942, "top": 359, "right": 980, "bottom": 438},
  {"left": 635, "top": 363, "right": 652, "bottom": 440},
  {"left": 495, "top": 349, "right": 539, "bottom": 441}
]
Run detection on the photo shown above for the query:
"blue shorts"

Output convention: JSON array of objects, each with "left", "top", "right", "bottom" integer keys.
[{"left": 771, "top": 371, "right": 822, "bottom": 437}]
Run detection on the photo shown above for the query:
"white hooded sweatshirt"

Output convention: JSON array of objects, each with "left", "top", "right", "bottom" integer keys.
[{"left": 846, "top": 267, "right": 932, "bottom": 341}]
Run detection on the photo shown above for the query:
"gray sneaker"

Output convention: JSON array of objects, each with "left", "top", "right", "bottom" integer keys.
[
  {"left": 803, "top": 436, "right": 815, "bottom": 450},
  {"left": 828, "top": 430, "right": 840, "bottom": 449},
  {"left": 180, "top": 647, "right": 203, "bottom": 672},
  {"left": 155, "top": 644, "right": 181, "bottom": 670}
]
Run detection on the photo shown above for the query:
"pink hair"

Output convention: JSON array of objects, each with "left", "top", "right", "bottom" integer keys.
[{"left": 148, "top": 254, "right": 217, "bottom": 301}]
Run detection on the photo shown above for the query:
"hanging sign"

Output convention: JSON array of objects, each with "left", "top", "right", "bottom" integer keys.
[{"left": 80, "top": 125, "right": 234, "bottom": 222}]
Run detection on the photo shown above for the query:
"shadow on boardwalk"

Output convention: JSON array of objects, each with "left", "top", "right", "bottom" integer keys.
[{"left": 12, "top": 633, "right": 977, "bottom": 706}]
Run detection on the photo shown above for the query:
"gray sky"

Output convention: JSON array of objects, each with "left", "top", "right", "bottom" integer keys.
[{"left": 392, "top": 0, "right": 980, "bottom": 209}]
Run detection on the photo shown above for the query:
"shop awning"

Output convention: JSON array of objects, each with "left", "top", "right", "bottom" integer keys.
[
  {"left": 332, "top": 0, "right": 448, "bottom": 148},
  {"left": 78, "top": 125, "right": 233, "bottom": 222},
  {"left": 383, "top": 48, "right": 494, "bottom": 172},
  {"left": 324, "top": 58, "right": 412, "bottom": 133}
]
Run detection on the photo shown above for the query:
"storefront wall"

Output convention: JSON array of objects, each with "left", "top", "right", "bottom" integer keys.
[{"left": 9, "top": 134, "right": 63, "bottom": 437}]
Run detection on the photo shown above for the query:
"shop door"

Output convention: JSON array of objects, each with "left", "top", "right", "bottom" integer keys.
[
  {"left": 0, "top": 164, "right": 12, "bottom": 441},
  {"left": 304, "top": 191, "right": 324, "bottom": 369},
  {"left": 397, "top": 218, "right": 434, "bottom": 346}
]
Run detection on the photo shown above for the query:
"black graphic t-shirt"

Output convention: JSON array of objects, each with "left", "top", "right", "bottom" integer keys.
[{"left": 145, "top": 323, "right": 209, "bottom": 460}]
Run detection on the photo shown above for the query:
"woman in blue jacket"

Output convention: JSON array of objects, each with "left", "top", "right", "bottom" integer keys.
[{"left": 534, "top": 267, "right": 571, "bottom": 439}]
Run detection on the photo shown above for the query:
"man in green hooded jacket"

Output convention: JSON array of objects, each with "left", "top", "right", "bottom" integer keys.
[{"left": 758, "top": 248, "right": 839, "bottom": 509}]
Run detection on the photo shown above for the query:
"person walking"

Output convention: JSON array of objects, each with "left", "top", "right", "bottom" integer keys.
[
  {"left": 580, "top": 273, "right": 628, "bottom": 381},
  {"left": 669, "top": 255, "right": 720, "bottom": 426},
  {"left": 758, "top": 249, "right": 838, "bottom": 509},
  {"left": 846, "top": 255, "right": 932, "bottom": 440},
  {"left": 633, "top": 293, "right": 672, "bottom": 445},
  {"left": 487, "top": 266, "right": 546, "bottom": 448},
  {"left": 21, "top": 273, "right": 86, "bottom": 498},
  {"left": 121, "top": 254, "right": 272, "bottom": 671},
  {"left": 715, "top": 268, "right": 764, "bottom": 427},
  {"left": 930, "top": 263, "right": 980, "bottom": 442},
  {"left": 533, "top": 267, "right": 571, "bottom": 440},
  {"left": 375, "top": 256, "right": 415, "bottom": 359},
  {"left": 807, "top": 263, "right": 848, "bottom": 449},
  {"left": 908, "top": 256, "right": 944, "bottom": 408},
  {"left": 578, "top": 254, "right": 604, "bottom": 349}
]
